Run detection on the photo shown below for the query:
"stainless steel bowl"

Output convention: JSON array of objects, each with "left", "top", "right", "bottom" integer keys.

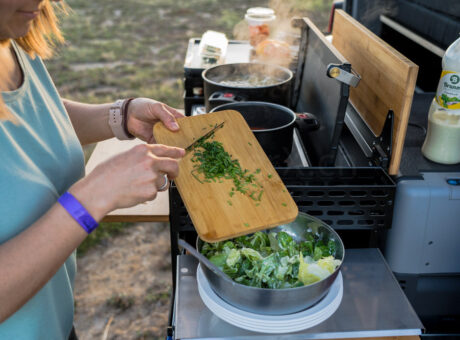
[{"left": 196, "top": 212, "right": 345, "bottom": 315}]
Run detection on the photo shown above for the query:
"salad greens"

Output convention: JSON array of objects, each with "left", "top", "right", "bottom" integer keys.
[{"left": 200, "top": 231, "right": 341, "bottom": 289}]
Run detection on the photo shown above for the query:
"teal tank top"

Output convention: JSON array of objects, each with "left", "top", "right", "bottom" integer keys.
[{"left": 0, "top": 42, "right": 85, "bottom": 339}]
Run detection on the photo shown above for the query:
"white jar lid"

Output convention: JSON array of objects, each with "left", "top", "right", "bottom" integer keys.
[{"left": 245, "top": 7, "right": 276, "bottom": 24}]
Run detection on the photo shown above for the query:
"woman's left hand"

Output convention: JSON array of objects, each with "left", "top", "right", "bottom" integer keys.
[{"left": 126, "top": 97, "right": 184, "bottom": 143}]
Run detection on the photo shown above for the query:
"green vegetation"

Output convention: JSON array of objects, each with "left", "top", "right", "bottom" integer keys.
[
  {"left": 106, "top": 293, "right": 135, "bottom": 311},
  {"left": 200, "top": 230, "right": 341, "bottom": 288},
  {"left": 77, "top": 222, "right": 132, "bottom": 257},
  {"left": 46, "top": 0, "right": 331, "bottom": 106},
  {"left": 144, "top": 288, "right": 171, "bottom": 305}
]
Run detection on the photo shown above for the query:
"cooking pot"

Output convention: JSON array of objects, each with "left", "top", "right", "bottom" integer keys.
[
  {"left": 202, "top": 62, "right": 293, "bottom": 111},
  {"left": 210, "top": 102, "right": 319, "bottom": 164},
  {"left": 196, "top": 212, "right": 345, "bottom": 315}
]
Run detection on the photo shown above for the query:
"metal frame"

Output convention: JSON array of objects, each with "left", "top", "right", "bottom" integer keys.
[{"left": 344, "top": 103, "right": 394, "bottom": 171}]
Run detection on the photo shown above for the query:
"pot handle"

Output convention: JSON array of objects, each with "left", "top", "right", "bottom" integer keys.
[
  {"left": 208, "top": 91, "right": 248, "bottom": 106},
  {"left": 295, "top": 112, "right": 320, "bottom": 132}
]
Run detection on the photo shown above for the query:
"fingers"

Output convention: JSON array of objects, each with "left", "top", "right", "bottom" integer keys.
[
  {"left": 132, "top": 144, "right": 184, "bottom": 180},
  {"left": 151, "top": 156, "right": 181, "bottom": 180},
  {"left": 164, "top": 104, "right": 185, "bottom": 119},
  {"left": 154, "top": 103, "right": 181, "bottom": 131},
  {"left": 146, "top": 144, "right": 185, "bottom": 159}
]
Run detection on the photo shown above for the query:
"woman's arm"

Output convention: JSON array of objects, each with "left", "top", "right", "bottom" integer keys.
[
  {"left": 0, "top": 143, "right": 184, "bottom": 323},
  {"left": 63, "top": 98, "right": 183, "bottom": 145},
  {"left": 62, "top": 100, "right": 112, "bottom": 145}
]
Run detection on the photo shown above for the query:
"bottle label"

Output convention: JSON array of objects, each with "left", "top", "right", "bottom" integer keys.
[{"left": 436, "top": 71, "right": 460, "bottom": 110}]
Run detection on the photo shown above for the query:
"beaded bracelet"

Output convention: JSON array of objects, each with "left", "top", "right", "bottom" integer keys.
[{"left": 58, "top": 192, "right": 99, "bottom": 234}]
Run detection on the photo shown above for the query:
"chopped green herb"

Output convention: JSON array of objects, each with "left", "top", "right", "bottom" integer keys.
[
  {"left": 257, "top": 190, "right": 264, "bottom": 201},
  {"left": 268, "top": 174, "right": 273, "bottom": 179},
  {"left": 227, "top": 200, "right": 233, "bottom": 206},
  {"left": 190, "top": 131, "right": 264, "bottom": 202},
  {"left": 244, "top": 223, "right": 250, "bottom": 227},
  {"left": 282, "top": 202, "right": 287, "bottom": 207},
  {"left": 248, "top": 142, "right": 252, "bottom": 146}
]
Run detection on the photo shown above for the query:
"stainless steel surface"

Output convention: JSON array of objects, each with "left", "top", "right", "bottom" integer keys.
[
  {"left": 196, "top": 213, "right": 345, "bottom": 315},
  {"left": 178, "top": 239, "right": 236, "bottom": 286},
  {"left": 344, "top": 103, "right": 374, "bottom": 158},
  {"left": 291, "top": 128, "right": 310, "bottom": 167},
  {"left": 173, "top": 248, "right": 423, "bottom": 339}
]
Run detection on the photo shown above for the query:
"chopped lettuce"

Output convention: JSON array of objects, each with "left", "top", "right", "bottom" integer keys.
[{"left": 200, "top": 230, "right": 342, "bottom": 289}]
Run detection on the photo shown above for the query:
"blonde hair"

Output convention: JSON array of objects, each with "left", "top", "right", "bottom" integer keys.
[{"left": 0, "top": 1, "right": 67, "bottom": 121}]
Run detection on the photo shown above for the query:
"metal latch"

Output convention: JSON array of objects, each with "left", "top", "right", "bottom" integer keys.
[{"left": 327, "top": 64, "right": 361, "bottom": 87}]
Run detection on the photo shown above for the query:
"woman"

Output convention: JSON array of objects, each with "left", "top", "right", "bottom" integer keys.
[{"left": 0, "top": 0, "right": 185, "bottom": 338}]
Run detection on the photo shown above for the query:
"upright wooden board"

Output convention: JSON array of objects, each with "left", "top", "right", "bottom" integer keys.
[
  {"left": 154, "top": 110, "right": 298, "bottom": 242},
  {"left": 332, "top": 10, "right": 419, "bottom": 175}
]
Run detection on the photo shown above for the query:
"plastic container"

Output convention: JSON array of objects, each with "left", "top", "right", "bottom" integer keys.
[
  {"left": 245, "top": 7, "right": 276, "bottom": 47},
  {"left": 422, "top": 37, "right": 460, "bottom": 164},
  {"left": 198, "top": 30, "right": 228, "bottom": 67}
]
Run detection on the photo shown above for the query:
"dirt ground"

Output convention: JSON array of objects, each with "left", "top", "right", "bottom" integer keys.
[{"left": 74, "top": 223, "right": 173, "bottom": 340}]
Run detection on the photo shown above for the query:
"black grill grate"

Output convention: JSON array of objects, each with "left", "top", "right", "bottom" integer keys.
[
  {"left": 276, "top": 167, "right": 395, "bottom": 230},
  {"left": 169, "top": 167, "right": 395, "bottom": 232}
]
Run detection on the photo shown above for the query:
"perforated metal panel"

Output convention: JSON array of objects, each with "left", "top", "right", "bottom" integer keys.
[{"left": 277, "top": 167, "right": 395, "bottom": 229}]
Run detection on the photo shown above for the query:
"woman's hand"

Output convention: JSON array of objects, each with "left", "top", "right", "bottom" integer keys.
[
  {"left": 69, "top": 143, "right": 185, "bottom": 220},
  {"left": 127, "top": 97, "right": 184, "bottom": 143}
]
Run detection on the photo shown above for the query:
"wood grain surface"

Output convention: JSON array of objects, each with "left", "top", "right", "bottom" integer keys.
[
  {"left": 332, "top": 10, "right": 418, "bottom": 175},
  {"left": 154, "top": 110, "right": 298, "bottom": 242}
]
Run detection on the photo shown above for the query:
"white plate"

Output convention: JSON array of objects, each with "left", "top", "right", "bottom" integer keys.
[{"left": 196, "top": 264, "right": 343, "bottom": 333}]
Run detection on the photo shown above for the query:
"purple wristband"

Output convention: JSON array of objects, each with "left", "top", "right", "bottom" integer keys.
[{"left": 58, "top": 192, "right": 99, "bottom": 233}]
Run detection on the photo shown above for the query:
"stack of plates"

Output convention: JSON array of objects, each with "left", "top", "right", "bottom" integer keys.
[{"left": 196, "top": 264, "right": 343, "bottom": 334}]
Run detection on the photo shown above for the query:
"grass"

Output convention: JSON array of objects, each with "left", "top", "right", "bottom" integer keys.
[
  {"left": 144, "top": 288, "right": 171, "bottom": 305},
  {"left": 46, "top": 0, "right": 332, "bottom": 106},
  {"left": 106, "top": 293, "right": 135, "bottom": 311},
  {"left": 77, "top": 222, "right": 132, "bottom": 257}
]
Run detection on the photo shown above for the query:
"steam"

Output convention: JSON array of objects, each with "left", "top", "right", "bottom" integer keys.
[
  {"left": 233, "top": 0, "right": 299, "bottom": 45},
  {"left": 231, "top": 0, "right": 308, "bottom": 67}
]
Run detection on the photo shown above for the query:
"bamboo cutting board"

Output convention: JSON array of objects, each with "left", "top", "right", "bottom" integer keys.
[
  {"left": 332, "top": 10, "right": 418, "bottom": 175},
  {"left": 154, "top": 110, "right": 298, "bottom": 242}
]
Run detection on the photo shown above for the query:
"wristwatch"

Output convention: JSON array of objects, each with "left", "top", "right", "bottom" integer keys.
[{"left": 109, "top": 99, "right": 134, "bottom": 140}]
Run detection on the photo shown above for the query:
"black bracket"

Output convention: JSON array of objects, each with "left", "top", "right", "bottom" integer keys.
[
  {"left": 371, "top": 110, "right": 393, "bottom": 170},
  {"left": 344, "top": 104, "right": 394, "bottom": 171}
]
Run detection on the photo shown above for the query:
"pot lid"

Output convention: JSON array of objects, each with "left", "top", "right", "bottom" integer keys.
[{"left": 245, "top": 7, "right": 276, "bottom": 22}]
